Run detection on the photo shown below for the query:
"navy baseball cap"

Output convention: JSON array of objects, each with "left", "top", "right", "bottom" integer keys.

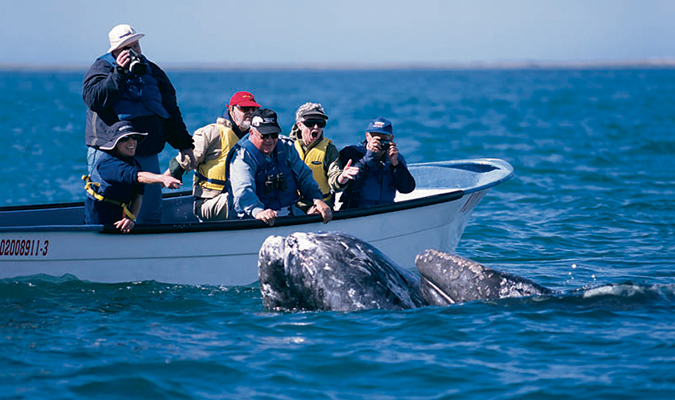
[{"left": 366, "top": 117, "right": 393, "bottom": 135}]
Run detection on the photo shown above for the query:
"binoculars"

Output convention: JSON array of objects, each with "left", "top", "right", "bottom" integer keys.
[{"left": 264, "top": 173, "right": 288, "bottom": 194}]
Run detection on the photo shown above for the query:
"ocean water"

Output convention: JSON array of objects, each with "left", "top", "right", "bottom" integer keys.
[{"left": 1, "top": 68, "right": 675, "bottom": 399}]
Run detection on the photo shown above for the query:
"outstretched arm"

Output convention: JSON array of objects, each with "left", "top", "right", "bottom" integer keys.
[
  {"left": 138, "top": 171, "right": 182, "bottom": 189},
  {"left": 337, "top": 159, "right": 359, "bottom": 185}
]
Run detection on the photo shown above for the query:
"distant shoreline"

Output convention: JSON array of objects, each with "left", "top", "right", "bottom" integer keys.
[{"left": 3, "top": 59, "right": 675, "bottom": 72}]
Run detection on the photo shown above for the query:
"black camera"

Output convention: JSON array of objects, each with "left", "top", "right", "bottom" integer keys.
[
  {"left": 127, "top": 49, "right": 147, "bottom": 75},
  {"left": 380, "top": 140, "right": 392, "bottom": 150}
]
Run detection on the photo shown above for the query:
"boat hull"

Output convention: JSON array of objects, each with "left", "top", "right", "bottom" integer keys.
[{"left": 0, "top": 159, "right": 511, "bottom": 286}]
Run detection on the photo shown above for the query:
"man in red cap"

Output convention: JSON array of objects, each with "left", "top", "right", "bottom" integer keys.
[{"left": 167, "top": 91, "right": 261, "bottom": 221}]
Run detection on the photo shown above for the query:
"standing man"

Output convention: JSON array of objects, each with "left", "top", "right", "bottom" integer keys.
[
  {"left": 83, "top": 24, "right": 194, "bottom": 224},
  {"left": 289, "top": 102, "right": 359, "bottom": 212},
  {"left": 338, "top": 117, "right": 415, "bottom": 209},
  {"left": 167, "top": 91, "right": 261, "bottom": 221},
  {"left": 228, "top": 108, "right": 333, "bottom": 226}
]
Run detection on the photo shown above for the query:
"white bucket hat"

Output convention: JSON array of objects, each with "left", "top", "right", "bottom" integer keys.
[{"left": 107, "top": 24, "right": 145, "bottom": 53}]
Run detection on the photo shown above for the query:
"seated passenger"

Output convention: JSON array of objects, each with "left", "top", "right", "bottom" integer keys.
[
  {"left": 167, "top": 91, "right": 261, "bottom": 221},
  {"left": 84, "top": 121, "right": 182, "bottom": 233},
  {"left": 338, "top": 117, "right": 415, "bottom": 209},
  {"left": 289, "top": 102, "right": 359, "bottom": 212},
  {"left": 228, "top": 108, "right": 332, "bottom": 226}
]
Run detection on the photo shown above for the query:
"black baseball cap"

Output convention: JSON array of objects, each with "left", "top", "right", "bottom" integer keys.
[{"left": 250, "top": 108, "right": 282, "bottom": 135}]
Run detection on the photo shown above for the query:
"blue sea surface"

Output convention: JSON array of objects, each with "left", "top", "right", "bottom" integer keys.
[{"left": 1, "top": 68, "right": 675, "bottom": 399}]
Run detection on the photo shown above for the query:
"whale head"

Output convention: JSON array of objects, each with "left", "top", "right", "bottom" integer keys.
[{"left": 258, "top": 232, "right": 426, "bottom": 311}]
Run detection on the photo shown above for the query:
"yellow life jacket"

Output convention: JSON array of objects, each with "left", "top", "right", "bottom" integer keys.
[
  {"left": 195, "top": 123, "right": 240, "bottom": 191},
  {"left": 294, "top": 137, "right": 332, "bottom": 201},
  {"left": 82, "top": 175, "right": 136, "bottom": 220}
]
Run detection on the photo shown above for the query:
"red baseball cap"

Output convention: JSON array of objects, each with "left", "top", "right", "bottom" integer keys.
[{"left": 228, "top": 91, "right": 261, "bottom": 108}]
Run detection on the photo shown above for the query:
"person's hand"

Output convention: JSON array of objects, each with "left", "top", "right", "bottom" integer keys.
[
  {"left": 311, "top": 199, "right": 333, "bottom": 224},
  {"left": 255, "top": 209, "right": 278, "bottom": 226},
  {"left": 387, "top": 142, "right": 399, "bottom": 166},
  {"left": 337, "top": 159, "right": 359, "bottom": 185},
  {"left": 167, "top": 158, "right": 186, "bottom": 182},
  {"left": 115, "top": 50, "right": 131, "bottom": 70},
  {"left": 160, "top": 175, "right": 182, "bottom": 189},
  {"left": 114, "top": 217, "right": 135, "bottom": 233},
  {"left": 179, "top": 149, "right": 196, "bottom": 171},
  {"left": 366, "top": 136, "right": 382, "bottom": 153}
]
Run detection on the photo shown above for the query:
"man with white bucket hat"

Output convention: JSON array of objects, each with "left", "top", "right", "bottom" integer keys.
[{"left": 83, "top": 24, "right": 194, "bottom": 224}]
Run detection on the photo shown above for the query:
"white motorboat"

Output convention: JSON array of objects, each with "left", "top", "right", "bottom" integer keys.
[{"left": 0, "top": 159, "right": 513, "bottom": 286}]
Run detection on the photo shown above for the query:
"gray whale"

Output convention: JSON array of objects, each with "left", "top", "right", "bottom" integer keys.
[
  {"left": 258, "top": 232, "right": 550, "bottom": 311},
  {"left": 259, "top": 232, "right": 426, "bottom": 311}
]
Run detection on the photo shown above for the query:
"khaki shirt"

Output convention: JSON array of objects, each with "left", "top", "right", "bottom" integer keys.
[{"left": 176, "top": 117, "right": 238, "bottom": 199}]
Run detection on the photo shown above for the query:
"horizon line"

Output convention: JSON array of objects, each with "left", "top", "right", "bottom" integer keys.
[{"left": 3, "top": 59, "right": 675, "bottom": 72}]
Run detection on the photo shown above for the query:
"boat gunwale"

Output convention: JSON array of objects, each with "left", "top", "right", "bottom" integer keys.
[
  {"left": 0, "top": 159, "right": 513, "bottom": 235},
  {"left": 0, "top": 189, "right": 466, "bottom": 234}
]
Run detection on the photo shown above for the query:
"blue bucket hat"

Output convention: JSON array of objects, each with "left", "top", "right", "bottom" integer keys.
[
  {"left": 366, "top": 117, "right": 393, "bottom": 135},
  {"left": 99, "top": 121, "right": 147, "bottom": 150}
]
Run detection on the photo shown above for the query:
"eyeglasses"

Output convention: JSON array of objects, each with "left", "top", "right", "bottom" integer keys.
[
  {"left": 236, "top": 105, "right": 258, "bottom": 113},
  {"left": 302, "top": 119, "right": 326, "bottom": 128},
  {"left": 260, "top": 132, "right": 279, "bottom": 140},
  {"left": 119, "top": 134, "right": 144, "bottom": 143}
]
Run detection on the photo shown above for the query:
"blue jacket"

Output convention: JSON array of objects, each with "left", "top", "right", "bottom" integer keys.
[
  {"left": 240, "top": 139, "right": 300, "bottom": 211},
  {"left": 84, "top": 151, "right": 144, "bottom": 225},
  {"left": 228, "top": 135, "right": 324, "bottom": 219},
  {"left": 82, "top": 53, "right": 193, "bottom": 157},
  {"left": 338, "top": 143, "right": 415, "bottom": 209}
]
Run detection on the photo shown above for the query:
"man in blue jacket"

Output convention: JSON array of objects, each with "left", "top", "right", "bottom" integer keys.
[
  {"left": 338, "top": 117, "right": 415, "bottom": 209},
  {"left": 228, "top": 108, "right": 333, "bottom": 226},
  {"left": 82, "top": 24, "right": 194, "bottom": 224}
]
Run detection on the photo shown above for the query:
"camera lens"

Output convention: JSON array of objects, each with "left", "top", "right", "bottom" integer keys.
[{"left": 127, "top": 49, "right": 147, "bottom": 75}]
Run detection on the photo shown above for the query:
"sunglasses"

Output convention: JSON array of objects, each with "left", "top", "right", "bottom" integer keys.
[
  {"left": 260, "top": 132, "right": 279, "bottom": 140},
  {"left": 302, "top": 119, "right": 327, "bottom": 128},
  {"left": 119, "top": 134, "right": 144, "bottom": 143},
  {"left": 236, "top": 105, "right": 258, "bottom": 113}
]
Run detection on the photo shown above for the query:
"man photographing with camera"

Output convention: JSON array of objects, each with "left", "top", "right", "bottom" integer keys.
[
  {"left": 83, "top": 24, "right": 194, "bottom": 224},
  {"left": 338, "top": 117, "right": 415, "bottom": 209}
]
